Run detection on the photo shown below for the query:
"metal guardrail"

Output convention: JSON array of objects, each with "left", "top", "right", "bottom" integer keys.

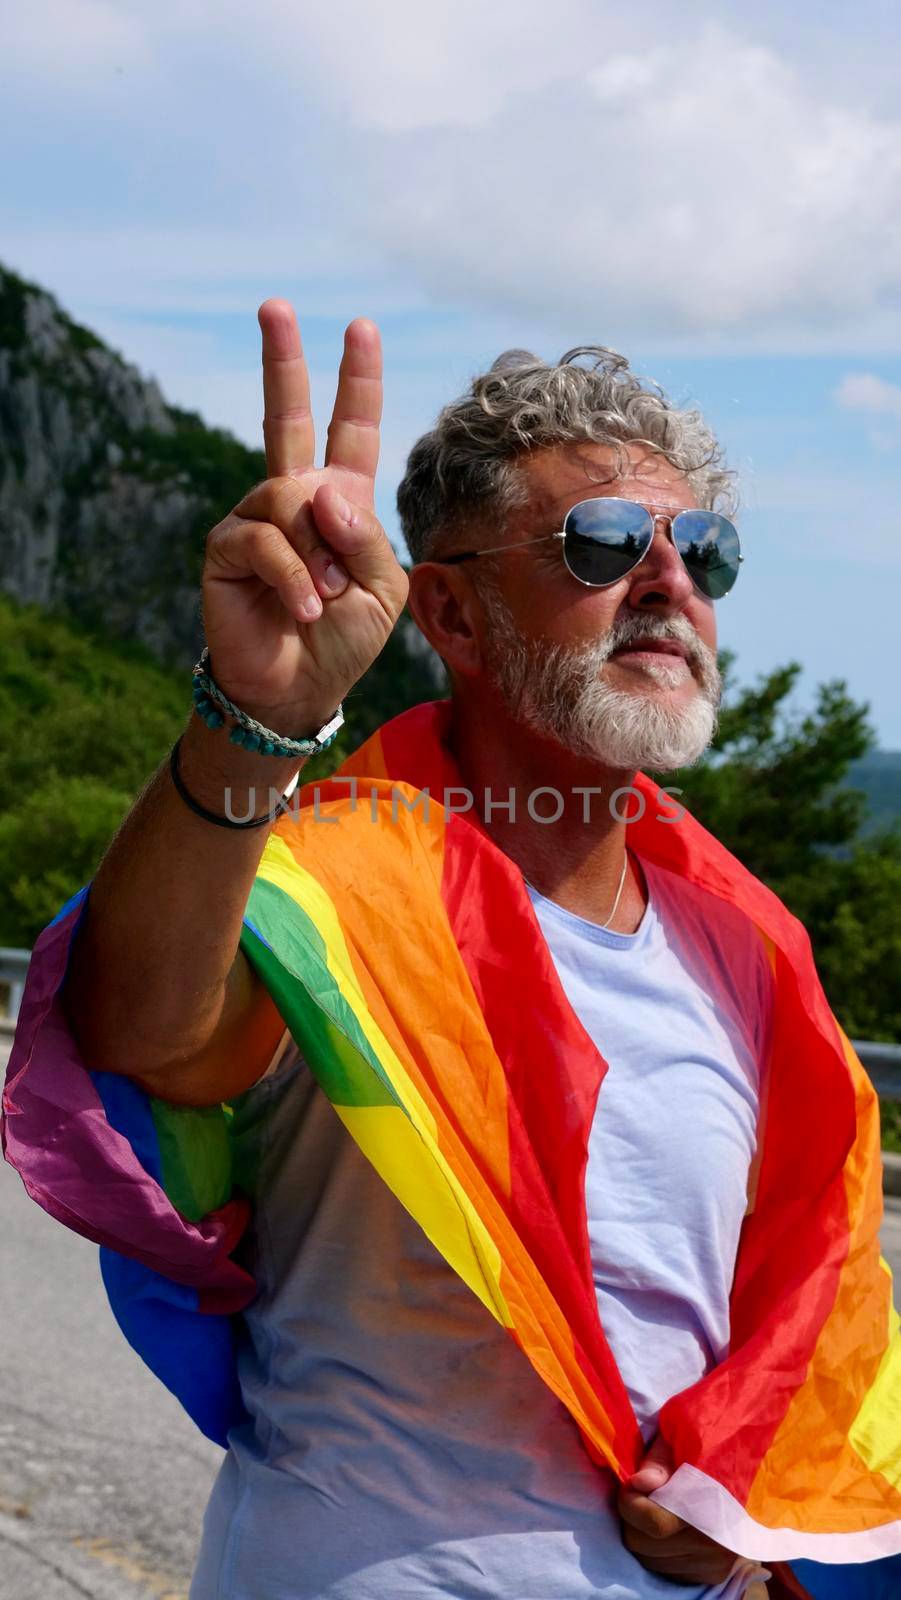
[
  {"left": 854, "top": 1042, "right": 901, "bottom": 1104},
  {"left": 1, "top": 944, "right": 900, "bottom": 1097},
  {"left": 0, "top": 947, "right": 29, "bottom": 1030},
  {"left": 1, "top": 949, "right": 901, "bottom": 1190}
]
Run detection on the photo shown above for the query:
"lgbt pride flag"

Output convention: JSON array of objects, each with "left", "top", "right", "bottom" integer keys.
[{"left": 3, "top": 700, "right": 901, "bottom": 1597}]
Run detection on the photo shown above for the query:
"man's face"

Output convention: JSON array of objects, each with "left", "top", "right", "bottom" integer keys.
[{"left": 472, "top": 441, "right": 723, "bottom": 771}]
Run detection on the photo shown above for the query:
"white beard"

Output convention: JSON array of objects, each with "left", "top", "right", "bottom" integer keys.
[{"left": 478, "top": 587, "right": 721, "bottom": 772}]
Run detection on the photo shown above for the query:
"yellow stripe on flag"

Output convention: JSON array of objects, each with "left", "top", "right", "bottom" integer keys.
[
  {"left": 257, "top": 834, "right": 512, "bottom": 1327},
  {"left": 337, "top": 1106, "right": 512, "bottom": 1326},
  {"left": 849, "top": 1259, "right": 901, "bottom": 1490}
]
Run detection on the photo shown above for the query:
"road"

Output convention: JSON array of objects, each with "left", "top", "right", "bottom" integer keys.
[
  {"left": 0, "top": 1147, "right": 221, "bottom": 1598},
  {"left": 0, "top": 1035, "right": 220, "bottom": 1598},
  {"left": 2, "top": 1034, "right": 901, "bottom": 1597}
]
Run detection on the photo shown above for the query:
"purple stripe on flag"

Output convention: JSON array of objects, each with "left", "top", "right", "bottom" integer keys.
[{"left": 1, "top": 885, "right": 254, "bottom": 1308}]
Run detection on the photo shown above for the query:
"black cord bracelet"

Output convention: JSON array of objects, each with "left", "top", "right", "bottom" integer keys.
[{"left": 169, "top": 735, "right": 292, "bottom": 830}]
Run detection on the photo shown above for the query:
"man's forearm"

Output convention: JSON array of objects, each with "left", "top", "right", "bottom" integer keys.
[{"left": 63, "top": 716, "right": 305, "bottom": 1082}]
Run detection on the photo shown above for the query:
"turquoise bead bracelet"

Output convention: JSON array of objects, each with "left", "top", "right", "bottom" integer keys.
[{"left": 190, "top": 647, "right": 344, "bottom": 758}]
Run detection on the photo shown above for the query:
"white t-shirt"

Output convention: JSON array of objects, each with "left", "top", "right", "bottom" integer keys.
[
  {"left": 527, "top": 858, "right": 771, "bottom": 1437},
  {"left": 190, "top": 854, "right": 773, "bottom": 1600}
]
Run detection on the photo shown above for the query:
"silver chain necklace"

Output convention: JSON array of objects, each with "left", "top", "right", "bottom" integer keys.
[{"left": 600, "top": 850, "right": 630, "bottom": 931}]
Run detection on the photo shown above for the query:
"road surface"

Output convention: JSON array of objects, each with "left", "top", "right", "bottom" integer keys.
[
  {"left": 0, "top": 1145, "right": 221, "bottom": 1597},
  {"left": 0, "top": 1034, "right": 220, "bottom": 1598},
  {"left": 2, "top": 1033, "right": 901, "bottom": 1597}
]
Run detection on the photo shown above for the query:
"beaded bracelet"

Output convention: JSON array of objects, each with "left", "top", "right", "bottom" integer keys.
[{"left": 191, "top": 647, "right": 344, "bottom": 757}]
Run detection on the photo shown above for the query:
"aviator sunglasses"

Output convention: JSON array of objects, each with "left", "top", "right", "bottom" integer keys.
[{"left": 439, "top": 497, "right": 743, "bottom": 600}]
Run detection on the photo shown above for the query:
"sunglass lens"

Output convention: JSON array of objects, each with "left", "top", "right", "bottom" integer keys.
[
  {"left": 563, "top": 498, "right": 653, "bottom": 585},
  {"left": 672, "top": 512, "right": 741, "bottom": 599}
]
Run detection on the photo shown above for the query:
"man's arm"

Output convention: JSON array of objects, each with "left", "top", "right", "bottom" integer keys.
[
  {"left": 62, "top": 300, "right": 408, "bottom": 1109},
  {"left": 62, "top": 720, "right": 305, "bottom": 1108}
]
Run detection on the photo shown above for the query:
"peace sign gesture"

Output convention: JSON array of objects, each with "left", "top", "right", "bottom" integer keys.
[{"left": 201, "top": 299, "right": 409, "bottom": 737}]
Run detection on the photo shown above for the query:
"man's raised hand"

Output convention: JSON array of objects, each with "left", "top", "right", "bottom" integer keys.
[{"left": 201, "top": 300, "right": 409, "bottom": 736}]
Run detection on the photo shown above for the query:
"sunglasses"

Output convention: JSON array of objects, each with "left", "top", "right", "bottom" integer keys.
[{"left": 439, "top": 497, "right": 743, "bottom": 600}]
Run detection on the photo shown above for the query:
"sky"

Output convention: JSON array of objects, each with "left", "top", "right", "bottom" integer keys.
[{"left": 3, "top": 0, "right": 901, "bottom": 746}]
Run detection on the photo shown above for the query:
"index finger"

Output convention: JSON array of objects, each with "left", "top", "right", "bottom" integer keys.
[{"left": 259, "top": 299, "right": 315, "bottom": 477}]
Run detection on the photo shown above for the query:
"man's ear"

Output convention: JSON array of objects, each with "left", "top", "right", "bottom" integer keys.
[{"left": 407, "top": 563, "right": 485, "bottom": 679}]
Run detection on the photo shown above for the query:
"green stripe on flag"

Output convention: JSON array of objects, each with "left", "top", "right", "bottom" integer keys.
[
  {"left": 241, "top": 880, "right": 400, "bottom": 1110},
  {"left": 149, "top": 1099, "right": 234, "bottom": 1222}
]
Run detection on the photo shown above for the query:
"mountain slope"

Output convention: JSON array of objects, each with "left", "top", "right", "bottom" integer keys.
[{"left": 0, "top": 263, "right": 272, "bottom": 663}]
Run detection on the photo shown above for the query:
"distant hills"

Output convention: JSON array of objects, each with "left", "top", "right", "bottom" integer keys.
[{"left": 848, "top": 750, "right": 901, "bottom": 835}]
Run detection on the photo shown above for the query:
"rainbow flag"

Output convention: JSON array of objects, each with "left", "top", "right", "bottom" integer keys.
[{"left": 3, "top": 700, "right": 900, "bottom": 1594}]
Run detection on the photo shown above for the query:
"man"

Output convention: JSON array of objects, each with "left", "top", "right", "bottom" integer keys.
[{"left": 7, "top": 302, "right": 899, "bottom": 1599}]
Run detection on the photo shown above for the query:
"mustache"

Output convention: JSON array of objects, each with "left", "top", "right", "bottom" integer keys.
[
  {"left": 596, "top": 612, "right": 712, "bottom": 669},
  {"left": 475, "top": 572, "right": 720, "bottom": 701},
  {"left": 563, "top": 611, "right": 722, "bottom": 708}
]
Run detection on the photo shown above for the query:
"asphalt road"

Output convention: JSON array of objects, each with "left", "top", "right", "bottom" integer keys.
[
  {"left": 2, "top": 1033, "right": 901, "bottom": 1599},
  {"left": 0, "top": 1147, "right": 221, "bottom": 1598}
]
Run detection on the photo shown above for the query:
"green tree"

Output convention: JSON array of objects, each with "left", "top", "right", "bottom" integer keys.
[
  {"left": 0, "top": 777, "right": 134, "bottom": 946},
  {"left": 674, "top": 652, "right": 901, "bottom": 1043},
  {"left": 0, "top": 594, "right": 432, "bottom": 945},
  {"left": 4, "top": 598, "right": 899, "bottom": 1052},
  {"left": 0, "top": 595, "right": 190, "bottom": 945}
]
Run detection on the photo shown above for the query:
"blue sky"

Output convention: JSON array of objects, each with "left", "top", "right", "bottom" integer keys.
[{"left": 4, "top": 0, "right": 901, "bottom": 745}]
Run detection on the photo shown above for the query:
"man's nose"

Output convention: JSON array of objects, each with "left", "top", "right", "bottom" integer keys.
[{"left": 626, "top": 516, "right": 696, "bottom": 611}]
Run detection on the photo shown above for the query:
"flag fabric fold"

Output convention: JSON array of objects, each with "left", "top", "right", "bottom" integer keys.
[{"left": 3, "top": 699, "right": 900, "bottom": 1593}]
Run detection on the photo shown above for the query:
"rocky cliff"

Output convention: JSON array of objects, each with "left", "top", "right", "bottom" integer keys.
[
  {"left": 0, "top": 264, "right": 269, "bottom": 663},
  {"left": 0, "top": 262, "right": 441, "bottom": 700}
]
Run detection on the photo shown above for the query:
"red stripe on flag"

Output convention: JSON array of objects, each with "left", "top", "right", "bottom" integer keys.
[{"left": 441, "top": 809, "right": 641, "bottom": 1472}]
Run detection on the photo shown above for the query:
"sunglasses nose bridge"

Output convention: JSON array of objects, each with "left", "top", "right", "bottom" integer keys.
[
  {"left": 651, "top": 510, "right": 677, "bottom": 544},
  {"left": 644, "top": 510, "right": 683, "bottom": 568},
  {"left": 634, "top": 510, "right": 698, "bottom": 599}
]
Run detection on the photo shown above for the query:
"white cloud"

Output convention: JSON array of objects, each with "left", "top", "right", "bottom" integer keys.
[
  {"left": 834, "top": 373, "right": 901, "bottom": 420},
  {"left": 3, "top": 5, "right": 901, "bottom": 353},
  {"left": 370, "top": 23, "right": 901, "bottom": 343},
  {"left": 9, "top": 0, "right": 148, "bottom": 81},
  {"left": 247, "top": 0, "right": 624, "bottom": 132},
  {"left": 588, "top": 54, "right": 665, "bottom": 101}
]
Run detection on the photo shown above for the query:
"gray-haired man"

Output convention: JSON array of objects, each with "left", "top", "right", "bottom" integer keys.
[{"left": 64, "top": 301, "right": 770, "bottom": 1599}]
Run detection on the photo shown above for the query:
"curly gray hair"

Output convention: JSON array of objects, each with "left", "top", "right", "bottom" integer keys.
[{"left": 397, "top": 346, "right": 737, "bottom": 565}]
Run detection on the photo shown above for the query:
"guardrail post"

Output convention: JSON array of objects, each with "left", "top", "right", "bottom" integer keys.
[
  {"left": 853, "top": 1041, "right": 901, "bottom": 1103},
  {"left": 0, "top": 948, "right": 32, "bottom": 1025}
]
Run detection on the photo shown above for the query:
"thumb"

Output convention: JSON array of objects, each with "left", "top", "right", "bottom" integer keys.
[{"left": 628, "top": 1432, "right": 675, "bottom": 1494}]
